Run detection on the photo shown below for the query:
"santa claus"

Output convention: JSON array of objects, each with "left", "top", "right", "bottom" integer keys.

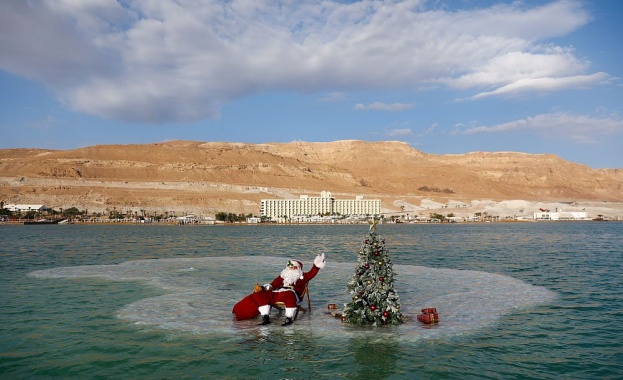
[{"left": 232, "top": 253, "right": 326, "bottom": 326}]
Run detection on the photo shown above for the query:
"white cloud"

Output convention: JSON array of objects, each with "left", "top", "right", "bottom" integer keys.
[
  {"left": 320, "top": 91, "right": 348, "bottom": 102},
  {"left": 447, "top": 50, "right": 590, "bottom": 89},
  {"left": 385, "top": 128, "right": 413, "bottom": 137},
  {"left": 468, "top": 72, "right": 610, "bottom": 100},
  {"left": 455, "top": 112, "right": 623, "bottom": 142},
  {"left": 354, "top": 102, "right": 413, "bottom": 111},
  {"left": 0, "top": 0, "right": 601, "bottom": 124},
  {"left": 422, "top": 123, "right": 438, "bottom": 136}
]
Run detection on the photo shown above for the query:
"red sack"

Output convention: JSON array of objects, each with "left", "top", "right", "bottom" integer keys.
[
  {"left": 232, "top": 293, "right": 261, "bottom": 320},
  {"left": 232, "top": 288, "right": 275, "bottom": 320}
]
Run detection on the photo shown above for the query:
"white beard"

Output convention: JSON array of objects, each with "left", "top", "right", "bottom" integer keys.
[{"left": 280, "top": 267, "right": 302, "bottom": 287}]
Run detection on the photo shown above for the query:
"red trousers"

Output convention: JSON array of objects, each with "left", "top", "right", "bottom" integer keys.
[{"left": 232, "top": 289, "right": 299, "bottom": 320}]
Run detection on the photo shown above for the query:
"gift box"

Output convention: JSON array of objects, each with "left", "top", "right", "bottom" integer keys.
[
  {"left": 417, "top": 312, "right": 439, "bottom": 324},
  {"left": 417, "top": 306, "right": 439, "bottom": 324}
]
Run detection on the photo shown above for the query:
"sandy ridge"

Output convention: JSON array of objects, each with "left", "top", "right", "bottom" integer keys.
[{"left": 1, "top": 140, "right": 622, "bottom": 218}]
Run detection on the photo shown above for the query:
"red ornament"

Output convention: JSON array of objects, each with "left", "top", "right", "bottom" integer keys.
[
  {"left": 379, "top": 276, "right": 384, "bottom": 282},
  {"left": 370, "top": 305, "right": 376, "bottom": 311},
  {"left": 383, "top": 311, "right": 389, "bottom": 317},
  {"left": 374, "top": 251, "right": 379, "bottom": 256},
  {"left": 365, "top": 264, "right": 370, "bottom": 269}
]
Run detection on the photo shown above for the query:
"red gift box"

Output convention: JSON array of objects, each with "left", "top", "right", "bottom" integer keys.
[
  {"left": 417, "top": 306, "right": 439, "bottom": 324},
  {"left": 417, "top": 312, "right": 439, "bottom": 324}
]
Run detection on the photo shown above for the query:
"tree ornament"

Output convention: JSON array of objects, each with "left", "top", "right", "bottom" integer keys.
[
  {"left": 370, "top": 305, "right": 376, "bottom": 311},
  {"left": 378, "top": 261, "right": 383, "bottom": 266},
  {"left": 379, "top": 276, "right": 384, "bottom": 282},
  {"left": 383, "top": 311, "right": 389, "bottom": 317},
  {"left": 365, "top": 264, "right": 370, "bottom": 269}
]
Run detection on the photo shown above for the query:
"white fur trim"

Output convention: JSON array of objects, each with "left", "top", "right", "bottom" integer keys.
[
  {"left": 285, "top": 307, "right": 297, "bottom": 318},
  {"left": 259, "top": 305, "right": 271, "bottom": 315}
]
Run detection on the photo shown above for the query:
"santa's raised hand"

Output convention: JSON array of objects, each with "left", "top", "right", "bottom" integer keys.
[{"left": 314, "top": 253, "right": 326, "bottom": 269}]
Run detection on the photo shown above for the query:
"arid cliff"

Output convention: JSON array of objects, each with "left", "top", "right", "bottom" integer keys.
[{"left": 1, "top": 140, "right": 622, "bottom": 217}]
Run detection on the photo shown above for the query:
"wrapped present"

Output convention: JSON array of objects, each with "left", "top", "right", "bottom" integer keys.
[
  {"left": 327, "top": 303, "right": 342, "bottom": 318},
  {"left": 417, "top": 306, "right": 439, "bottom": 324},
  {"left": 417, "top": 312, "right": 439, "bottom": 324}
]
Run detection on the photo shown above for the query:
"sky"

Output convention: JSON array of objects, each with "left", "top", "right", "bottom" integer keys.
[{"left": 1, "top": 0, "right": 622, "bottom": 169}]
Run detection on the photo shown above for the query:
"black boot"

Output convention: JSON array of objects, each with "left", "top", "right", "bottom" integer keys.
[
  {"left": 259, "top": 315, "right": 271, "bottom": 325},
  {"left": 282, "top": 317, "right": 293, "bottom": 326}
]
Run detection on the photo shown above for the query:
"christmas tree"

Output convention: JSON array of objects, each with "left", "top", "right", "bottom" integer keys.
[{"left": 342, "top": 220, "right": 404, "bottom": 326}]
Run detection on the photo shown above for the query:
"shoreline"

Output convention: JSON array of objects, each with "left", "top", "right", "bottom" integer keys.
[
  {"left": 2, "top": 219, "right": 620, "bottom": 226},
  {"left": 4, "top": 199, "right": 623, "bottom": 225}
]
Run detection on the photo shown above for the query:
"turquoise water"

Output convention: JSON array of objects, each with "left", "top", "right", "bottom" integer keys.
[{"left": 1, "top": 223, "right": 621, "bottom": 379}]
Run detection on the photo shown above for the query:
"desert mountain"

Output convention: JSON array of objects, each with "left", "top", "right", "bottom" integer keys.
[{"left": 1, "top": 140, "right": 621, "bottom": 216}]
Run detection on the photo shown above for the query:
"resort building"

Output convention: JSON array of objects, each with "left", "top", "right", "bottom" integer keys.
[
  {"left": 260, "top": 191, "right": 381, "bottom": 221},
  {"left": 533, "top": 211, "right": 588, "bottom": 221},
  {"left": 3, "top": 204, "right": 47, "bottom": 213}
]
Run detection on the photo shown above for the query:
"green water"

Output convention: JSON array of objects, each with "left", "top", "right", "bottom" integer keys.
[{"left": 1, "top": 223, "right": 622, "bottom": 379}]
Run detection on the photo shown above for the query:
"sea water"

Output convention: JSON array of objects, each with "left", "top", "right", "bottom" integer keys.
[{"left": 0, "top": 223, "right": 621, "bottom": 379}]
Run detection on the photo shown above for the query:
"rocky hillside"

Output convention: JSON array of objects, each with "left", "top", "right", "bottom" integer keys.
[{"left": 1, "top": 140, "right": 621, "bottom": 216}]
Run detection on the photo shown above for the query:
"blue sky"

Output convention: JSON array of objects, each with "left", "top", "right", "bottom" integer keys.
[{"left": 1, "top": 0, "right": 621, "bottom": 169}]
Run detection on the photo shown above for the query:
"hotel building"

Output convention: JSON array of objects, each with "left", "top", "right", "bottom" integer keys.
[{"left": 260, "top": 191, "right": 381, "bottom": 220}]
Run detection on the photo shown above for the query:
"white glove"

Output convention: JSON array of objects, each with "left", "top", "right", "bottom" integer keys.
[
  {"left": 314, "top": 253, "right": 326, "bottom": 269},
  {"left": 263, "top": 284, "right": 272, "bottom": 291}
]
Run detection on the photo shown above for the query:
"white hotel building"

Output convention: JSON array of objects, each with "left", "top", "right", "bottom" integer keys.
[
  {"left": 260, "top": 191, "right": 381, "bottom": 220},
  {"left": 533, "top": 211, "right": 588, "bottom": 221}
]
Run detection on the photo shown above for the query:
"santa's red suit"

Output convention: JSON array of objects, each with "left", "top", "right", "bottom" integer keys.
[{"left": 232, "top": 254, "right": 326, "bottom": 325}]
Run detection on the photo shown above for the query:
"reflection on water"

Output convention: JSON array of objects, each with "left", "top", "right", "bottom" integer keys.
[
  {"left": 30, "top": 255, "right": 556, "bottom": 341},
  {"left": 349, "top": 335, "right": 401, "bottom": 379}
]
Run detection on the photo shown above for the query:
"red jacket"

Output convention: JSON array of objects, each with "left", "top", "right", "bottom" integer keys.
[{"left": 269, "top": 264, "right": 320, "bottom": 299}]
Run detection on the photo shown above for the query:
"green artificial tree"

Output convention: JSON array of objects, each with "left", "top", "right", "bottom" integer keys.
[{"left": 342, "top": 220, "right": 404, "bottom": 326}]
